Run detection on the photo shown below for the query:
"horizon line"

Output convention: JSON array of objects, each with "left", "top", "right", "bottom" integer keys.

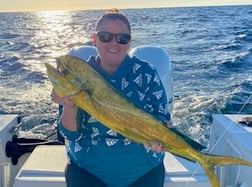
[{"left": 0, "top": 3, "right": 252, "bottom": 13}]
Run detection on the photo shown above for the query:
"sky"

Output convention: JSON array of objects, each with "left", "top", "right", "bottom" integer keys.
[{"left": 0, "top": 0, "right": 252, "bottom": 12}]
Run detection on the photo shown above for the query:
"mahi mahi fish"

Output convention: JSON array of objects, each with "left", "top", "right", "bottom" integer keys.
[{"left": 45, "top": 55, "right": 252, "bottom": 187}]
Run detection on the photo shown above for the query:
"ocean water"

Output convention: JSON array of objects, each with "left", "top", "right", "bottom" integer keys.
[{"left": 0, "top": 5, "right": 251, "bottom": 145}]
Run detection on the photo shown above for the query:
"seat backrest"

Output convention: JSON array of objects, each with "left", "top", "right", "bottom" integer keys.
[
  {"left": 129, "top": 45, "right": 173, "bottom": 113},
  {"left": 67, "top": 45, "right": 97, "bottom": 60}
]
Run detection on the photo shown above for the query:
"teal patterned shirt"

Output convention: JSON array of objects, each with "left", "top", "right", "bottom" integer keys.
[{"left": 58, "top": 54, "right": 170, "bottom": 187}]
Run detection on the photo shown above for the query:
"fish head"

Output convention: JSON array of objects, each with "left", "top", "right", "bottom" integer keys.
[
  {"left": 57, "top": 55, "right": 91, "bottom": 81},
  {"left": 45, "top": 62, "right": 82, "bottom": 97},
  {"left": 57, "top": 55, "right": 96, "bottom": 92}
]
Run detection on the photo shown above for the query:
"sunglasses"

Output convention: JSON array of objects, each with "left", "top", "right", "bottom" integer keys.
[{"left": 96, "top": 31, "right": 131, "bottom": 45}]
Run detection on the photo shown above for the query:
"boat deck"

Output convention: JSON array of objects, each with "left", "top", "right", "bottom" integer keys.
[{"left": 14, "top": 145, "right": 210, "bottom": 187}]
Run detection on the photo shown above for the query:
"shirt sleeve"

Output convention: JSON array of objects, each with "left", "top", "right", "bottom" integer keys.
[{"left": 57, "top": 107, "right": 87, "bottom": 141}]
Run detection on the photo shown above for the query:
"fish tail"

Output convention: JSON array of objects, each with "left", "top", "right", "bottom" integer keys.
[{"left": 198, "top": 153, "right": 252, "bottom": 187}]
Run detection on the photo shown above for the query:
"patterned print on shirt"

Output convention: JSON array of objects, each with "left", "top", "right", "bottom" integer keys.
[
  {"left": 133, "top": 63, "right": 141, "bottom": 74},
  {"left": 106, "top": 138, "right": 119, "bottom": 146},
  {"left": 153, "top": 90, "right": 163, "bottom": 100},
  {"left": 158, "top": 103, "right": 167, "bottom": 114},
  {"left": 77, "top": 59, "right": 168, "bottom": 149},
  {"left": 91, "top": 127, "right": 100, "bottom": 139},
  {"left": 144, "top": 103, "right": 154, "bottom": 113},
  {"left": 123, "top": 138, "right": 132, "bottom": 146},
  {"left": 126, "top": 91, "right": 133, "bottom": 98},
  {"left": 88, "top": 116, "right": 97, "bottom": 123},
  {"left": 153, "top": 74, "right": 161, "bottom": 85},
  {"left": 134, "top": 74, "right": 143, "bottom": 87},
  {"left": 74, "top": 142, "right": 82, "bottom": 152},
  {"left": 107, "top": 129, "right": 118, "bottom": 137},
  {"left": 137, "top": 90, "right": 145, "bottom": 101},
  {"left": 145, "top": 73, "right": 152, "bottom": 84},
  {"left": 91, "top": 139, "right": 99, "bottom": 146},
  {"left": 121, "top": 77, "right": 129, "bottom": 90}
]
